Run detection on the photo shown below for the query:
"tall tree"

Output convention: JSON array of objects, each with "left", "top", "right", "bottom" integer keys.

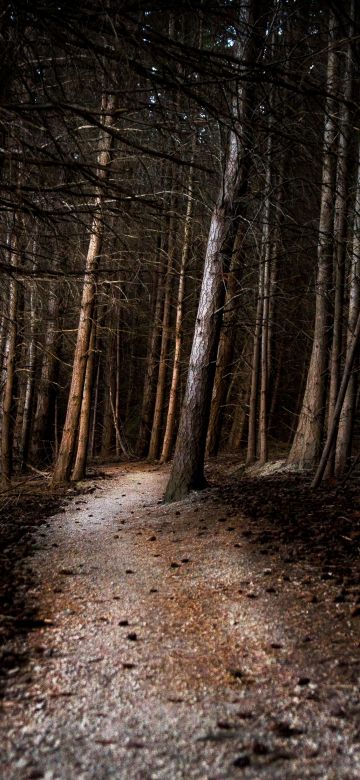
[
  {"left": 160, "top": 149, "right": 195, "bottom": 463},
  {"left": 288, "top": 11, "right": 338, "bottom": 469},
  {"left": 325, "top": 6, "right": 353, "bottom": 478},
  {"left": 165, "top": 2, "right": 260, "bottom": 500},
  {"left": 335, "top": 137, "right": 360, "bottom": 476},
  {"left": 1, "top": 229, "right": 19, "bottom": 482},
  {"left": 51, "top": 89, "right": 116, "bottom": 485}
]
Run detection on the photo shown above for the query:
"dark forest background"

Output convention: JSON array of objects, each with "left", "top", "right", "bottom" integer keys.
[{"left": 0, "top": 0, "right": 359, "bottom": 495}]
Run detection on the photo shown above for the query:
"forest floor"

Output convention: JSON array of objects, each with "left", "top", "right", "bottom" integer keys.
[{"left": 1, "top": 458, "right": 360, "bottom": 780}]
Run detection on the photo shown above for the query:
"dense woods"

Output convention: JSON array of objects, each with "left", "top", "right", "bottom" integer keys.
[{"left": 0, "top": 0, "right": 359, "bottom": 496}]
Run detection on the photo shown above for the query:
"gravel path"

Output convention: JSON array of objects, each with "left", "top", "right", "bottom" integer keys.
[{"left": 1, "top": 463, "right": 360, "bottom": 779}]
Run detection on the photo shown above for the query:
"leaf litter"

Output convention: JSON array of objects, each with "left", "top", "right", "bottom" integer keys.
[{"left": 0, "top": 459, "right": 360, "bottom": 779}]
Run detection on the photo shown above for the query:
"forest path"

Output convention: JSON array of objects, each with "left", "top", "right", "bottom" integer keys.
[{"left": 2, "top": 463, "right": 360, "bottom": 779}]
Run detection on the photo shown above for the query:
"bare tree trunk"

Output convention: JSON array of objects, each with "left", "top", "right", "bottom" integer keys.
[
  {"left": 71, "top": 318, "right": 96, "bottom": 481},
  {"left": 325, "top": 11, "right": 353, "bottom": 478},
  {"left": 30, "top": 281, "right": 60, "bottom": 463},
  {"left": 268, "top": 345, "right": 283, "bottom": 433},
  {"left": 312, "top": 308, "right": 360, "bottom": 488},
  {"left": 259, "top": 245, "right": 270, "bottom": 464},
  {"left": 336, "top": 139, "right": 360, "bottom": 475},
  {"left": 228, "top": 339, "right": 252, "bottom": 452},
  {"left": 90, "top": 350, "right": 101, "bottom": 458},
  {"left": 259, "top": 128, "right": 273, "bottom": 464},
  {"left": 109, "top": 386, "right": 130, "bottom": 458},
  {"left": 148, "top": 186, "right": 176, "bottom": 461},
  {"left": 206, "top": 232, "right": 242, "bottom": 457},
  {"left": 165, "top": 3, "right": 257, "bottom": 501},
  {"left": 246, "top": 255, "right": 264, "bottom": 464},
  {"left": 288, "top": 12, "right": 338, "bottom": 469},
  {"left": 160, "top": 153, "right": 194, "bottom": 463},
  {"left": 51, "top": 91, "right": 115, "bottom": 484},
  {"left": 19, "top": 280, "right": 37, "bottom": 471},
  {"left": 136, "top": 242, "right": 164, "bottom": 456},
  {"left": 266, "top": 152, "right": 285, "bottom": 437},
  {"left": 101, "top": 330, "right": 116, "bottom": 458},
  {"left": 1, "top": 233, "right": 19, "bottom": 482}
]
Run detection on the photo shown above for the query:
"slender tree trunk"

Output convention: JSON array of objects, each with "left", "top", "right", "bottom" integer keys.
[
  {"left": 336, "top": 139, "right": 360, "bottom": 475},
  {"left": 101, "top": 329, "right": 116, "bottom": 458},
  {"left": 206, "top": 231, "right": 242, "bottom": 457},
  {"left": 165, "top": 2, "right": 257, "bottom": 501},
  {"left": 1, "top": 233, "right": 19, "bottom": 482},
  {"left": 115, "top": 316, "right": 121, "bottom": 457},
  {"left": 259, "top": 246, "right": 270, "bottom": 464},
  {"left": 148, "top": 184, "right": 176, "bottom": 461},
  {"left": 259, "top": 129, "right": 273, "bottom": 464},
  {"left": 325, "top": 10, "right": 353, "bottom": 478},
  {"left": 71, "top": 318, "right": 96, "bottom": 481},
  {"left": 109, "top": 386, "right": 130, "bottom": 458},
  {"left": 228, "top": 339, "right": 252, "bottom": 452},
  {"left": 312, "top": 308, "right": 360, "bottom": 488},
  {"left": 30, "top": 281, "right": 60, "bottom": 463},
  {"left": 19, "top": 280, "right": 37, "bottom": 471},
  {"left": 266, "top": 153, "right": 285, "bottom": 437},
  {"left": 288, "top": 12, "right": 338, "bottom": 469},
  {"left": 51, "top": 91, "right": 115, "bottom": 484},
  {"left": 160, "top": 153, "right": 194, "bottom": 463},
  {"left": 136, "top": 240, "right": 164, "bottom": 456},
  {"left": 247, "top": 256, "right": 264, "bottom": 464},
  {"left": 90, "top": 350, "right": 101, "bottom": 458},
  {"left": 268, "top": 345, "right": 283, "bottom": 433}
]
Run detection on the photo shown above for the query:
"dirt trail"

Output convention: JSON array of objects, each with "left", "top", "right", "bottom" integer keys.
[{"left": 1, "top": 463, "right": 360, "bottom": 779}]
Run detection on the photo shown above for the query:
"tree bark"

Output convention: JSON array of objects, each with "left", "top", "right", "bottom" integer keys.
[
  {"left": 227, "top": 338, "right": 252, "bottom": 452},
  {"left": 19, "top": 279, "right": 37, "bottom": 471},
  {"left": 325, "top": 9, "right": 353, "bottom": 478},
  {"left": 30, "top": 282, "right": 61, "bottom": 464},
  {"left": 148, "top": 176, "right": 176, "bottom": 461},
  {"left": 51, "top": 91, "right": 115, "bottom": 484},
  {"left": 136, "top": 240, "right": 164, "bottom": 456},
  {"left": 165, "top": 3, "right": 257, "bottom": 501},
  {"left": 100, "top": 326, "right": 117, "bottom": 458},
  {"left": 246, "top": 255, "right": 264, "bottom": 464},
  {"left": 259, "top": 129, "right": 273, "bottom": 464},
  {"left": 71, "top": 317, "right": 96, "bottom": 481},
  {"left": 287, "top": 11, "right": 338, "bottom": 469},
  {"left": 1, "top": 233, "right": 19, "bottom": 482},
  {"left": 312, "top": 308, "right": 360, "bottom": 488},
  {"left": 160, "top": 152, "right": 195, "bottom": 463},
  {"left": 206, "top": 231, "right": 242, "bottom": 457},
  {"left": 335, "top": 138, "right": 360, "bottom": 475}
]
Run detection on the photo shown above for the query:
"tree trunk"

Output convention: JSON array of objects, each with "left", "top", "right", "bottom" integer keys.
[
  {"left": 136, "top": 240, "right": 164, "bottom": 456},
  {"left": 110, "top": 385, "right": 130, "bottom": 458},
  {"left": 30, "top": 281, "right": 61, "bottom": 464},
  {"left": 51, "top": 91, "right": 115, "bottom": 484},
  {"left": 165, "top": 2, "right": 257, "bottom": 501},
  {"left": 1, "top": 233, "right": 19, "bottom": 482},
  {"left": 148, "top": 182, "right": 176, "bottom": 461},
  {"left": 287, "top": 12, "right": 338, "bottom": 469},
  {"left": 312, "top": 308, "right": 360, "bottom": 488},
  {"left": 335, "top": 139, "right": 360, "bottom": 475},
  {"left": 160, "top": 152, "right": 195, "bottom": 463},
  {"left": 246, "top": 256, "right": 264, "bottom": 464},
  {"left": 206, "top": 231, "right": 242, "bottom": 457},
  {"left": 19, "top": 280, "right": 37, "bottom": 471},
  {"left": 325, "top": 10, "right": 353, "bottom": 478},
  {"left": 71, "top": 318, "right": 96, "bottom": 481},
  {"left": 227, "top": 338, "right": 252, "bottom": 452},
  {"left": 259, "top": 127, "right": 273, "bottom": 464},
  {"left": 100, "top": 330, "right": 116, "bottom": 458},
  {"left": 90, "top": 350, "right": 101, "bottom": 458}
]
